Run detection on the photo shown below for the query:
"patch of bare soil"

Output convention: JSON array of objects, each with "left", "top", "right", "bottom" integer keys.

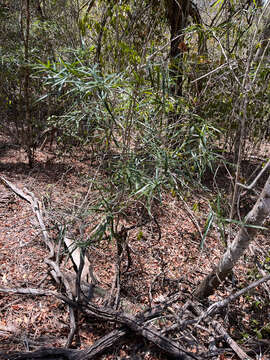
[{"left": 0, "top": 138, "right": 270, "bottom": 360}]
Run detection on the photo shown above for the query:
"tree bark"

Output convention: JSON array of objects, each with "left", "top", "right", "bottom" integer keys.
[
  {"left": 21, "top": 0, "right": 34, "bottom": 167},
  {"left": 164, "top": 0, "right": 205, "bottom": 97},
  {"left": 165, "top": 0, "right": 190, "bottom": 97},
  {"left": 194, "top": 173, "right": 270, "bottom": 299}
]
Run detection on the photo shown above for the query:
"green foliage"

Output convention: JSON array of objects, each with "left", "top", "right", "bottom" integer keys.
[
  {"left": 200, "top": 211, "right": 214, "bottom": 249},
  {"left": 1, "top": 0, "right": 269, "bottom": 259},
  {"left": 1, "top": 3, "right": 270, "bottom": 354},
  {"left": 1, "top": 0, "right": 268, "bottom": 161},
  {"left": 33, "top": 47, "right": 222, "bottom": 230}
]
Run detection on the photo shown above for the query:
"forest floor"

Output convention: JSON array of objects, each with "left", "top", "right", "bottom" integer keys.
[{"left": 0, "top": 135, "right": 270, "bottom": 360}]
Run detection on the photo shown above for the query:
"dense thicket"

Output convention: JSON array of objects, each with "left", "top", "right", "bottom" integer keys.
[
  {"left": 0, "top": 0, "right": 269, "bottom": 287},
  {"left": 1, "top": 1, "right": 270, "bottom": 358}
]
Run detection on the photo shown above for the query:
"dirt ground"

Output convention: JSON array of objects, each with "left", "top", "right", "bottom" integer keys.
[{"left": 0, "top": 136, "right": 270, "bottom": 359}]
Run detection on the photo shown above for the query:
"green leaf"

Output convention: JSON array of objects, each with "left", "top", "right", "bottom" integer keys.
[
  {"left": 200, "top": 212, "right": 214, "bottom": 250},
  {"left": 212, "top": 0, "right": 224, "bottom": 7},
  {"left": 224, "top": 218, "right": 268, "bottom": 230}
]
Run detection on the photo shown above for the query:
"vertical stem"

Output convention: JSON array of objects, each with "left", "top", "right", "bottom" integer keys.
[
  {"left": 228, "top": 105, "right": 245, "bottom": 244},
  {"left": 95, "top": 4, "right": 113, "bottom": 68},
  {"left": 166, "top": 0, "right": 188, "bottom": 97},
  {"left": 21, "top": 0, "right": 33, "bottom": 166},
  {"left": 228, "top": 7, "right": 261, "bottom": 243}
]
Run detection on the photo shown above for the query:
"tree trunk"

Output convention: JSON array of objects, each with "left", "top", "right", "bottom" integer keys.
[
  {"left": 164, "top": 0, "right": 206, "bottom": 97},
  {"left": 21, "top": 0, "right": 34, "bottom": 167},
  {"left": 194, "top": 174, "right": 270, "bottom": 299},
  {"left": 165, "top": 0, "right": 190, "bottom": 97}
]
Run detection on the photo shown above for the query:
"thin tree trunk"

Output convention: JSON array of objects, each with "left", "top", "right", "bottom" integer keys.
[
  {"left": 254, "top": 2, "right": 270, "bottom": 62},
  {"left": 164, "top": 0, "right": 206, "bottom": 97},
  {"left": 165, "top": 0, "right": 190, "bottom": 97},
  {"left": 254, "top": 18, "right": 270, "bottom": 61},
  {"left": 194, "top": 174, "right": 270, "bottom": 299},
  {"left": 21, "top": 0, "right": 34, "bottom": 167}
]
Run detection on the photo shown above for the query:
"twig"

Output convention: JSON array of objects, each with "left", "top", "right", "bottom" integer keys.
[
  {"left": 179, "top": 194, "right": 203, "bottom": 242},
  {"left": 0, "top": 286, "right": 58, "bottom": 297},
  {"left": 237, "top": 159, "right": 270, "bottom": 190},
  {"left": 0, "top": 176, "right": 77, "bottom": 347},
  {"left": 249, "top": 244, "right": 270, "bottom": 298},
  {"left": 148, "top": 272, "right": 162, "bottom": 308},
  {"left": 190, "top": 61, "right": 238, "bottom": 84},
  {"left": 82, "top": 301, "right": 200, "bottom": 360},
  {"left": 212, "top": 321, "right": 252, "bottom": 360},
  {"left": 0, "top": 285, "right": 197, "bottom": 360},
  {"left": 0, "top": 176, "right": 55, "bottom": 258},
  {"left": 190, "top": 302, "right": 252, "bottom": 360},
  {"left": 196, "top": 274, "right": 270, "bottom": 322}
]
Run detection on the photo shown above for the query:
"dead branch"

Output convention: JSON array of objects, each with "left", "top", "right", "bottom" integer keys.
[
  {"left": 196, "top": 274, "right": 270, "bottom": 322},
  {"left": 0, "top": 176, "right": 54, "bottom": 257},
  {"left": 0, "top": 287, "right": 55, "bottom": 297},
  {"left": 63, "top": 235, "right": 92, "bottom": 284},
  {"left": 81, "top": 301, "right": 199, "bottom": 360},
  {"left": 189, "top": 302, "right": 252, "bottom": 360},
  {"left": 4, "top": 176, "right": 254, "bottom": 359},
  {"left": 0, "top": 285, "right": 198, "bottom": 360},
  {"left": 2, "top": 348, "right": 79, "bottom": 360},
  {"left": 237, "top": 159, "right": 270, "bottom": 190},
  {"left": 212, "top": 321, "right": 252, "bottom": 360},
  {"left": 0, "top": 176, "right": 77, "bottom": 346}
]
